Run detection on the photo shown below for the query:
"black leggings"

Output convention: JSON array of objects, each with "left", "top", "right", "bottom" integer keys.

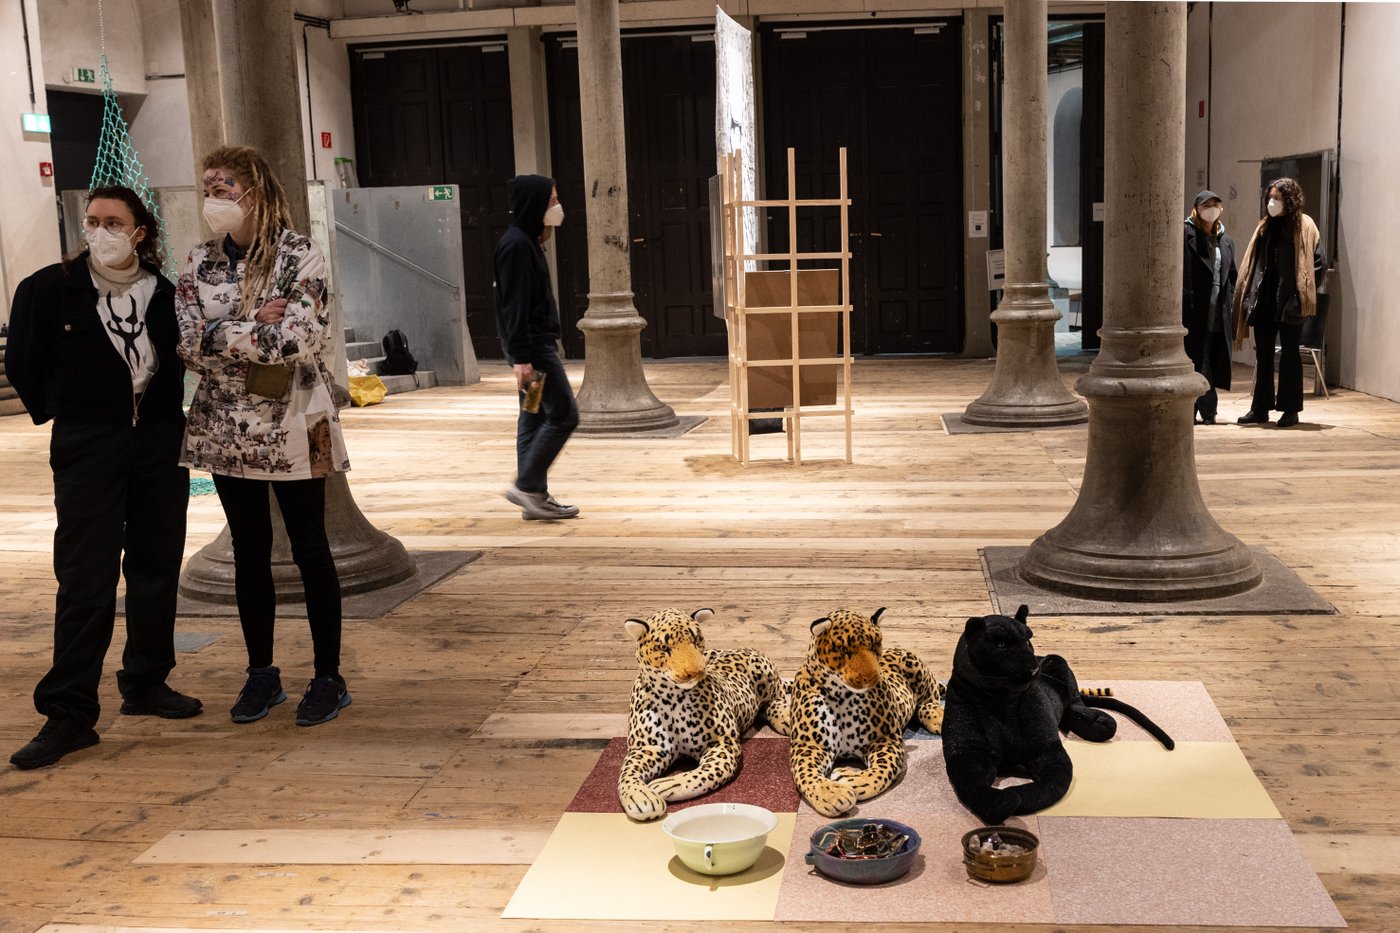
[{"left": 212, "top": 475, "right": 342, "bottom": 678}]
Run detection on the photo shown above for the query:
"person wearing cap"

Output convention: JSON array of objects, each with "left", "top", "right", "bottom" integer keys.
[
  {"left": 1232, "top": 177, "right": 1325, "bottom": 428},
  {"left": 1182, "top": 190, "right": 1237, "bottom": 425}
]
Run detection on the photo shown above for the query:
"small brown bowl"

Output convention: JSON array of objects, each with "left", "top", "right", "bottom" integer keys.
[{"left": 961, "top": 826, "right": 1039, "bottom": 884}]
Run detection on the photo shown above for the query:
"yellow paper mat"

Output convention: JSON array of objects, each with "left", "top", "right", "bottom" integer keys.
[
  {"left": 502, "top": 812, "right": 795, "bottom": 921},
  {"left": 1038, "top": 741, "right": 1282, "bottom": 819}
]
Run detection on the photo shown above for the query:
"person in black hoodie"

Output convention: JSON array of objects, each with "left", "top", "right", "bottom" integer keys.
[
  {"left": 1182, "top": 190, "right": 1237, "bottom": 425},
  {"left": 494, "top": 174, "right": 580, "bottom": 521},
  {"left": 5, "top": 186, "right": 201, "bottom": 770}
]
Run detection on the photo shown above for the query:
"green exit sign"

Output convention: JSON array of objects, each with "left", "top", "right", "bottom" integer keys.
[
  {"left": 72, "top": 67, "right": 96, "bottom": 84},
  {"left": 426, "top": 185, "right": 454, "bottom": 202}
]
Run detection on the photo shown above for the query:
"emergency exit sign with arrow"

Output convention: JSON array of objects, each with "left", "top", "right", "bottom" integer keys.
[{"left": 426, "top": 186, "right": 454, "bottom": 202}]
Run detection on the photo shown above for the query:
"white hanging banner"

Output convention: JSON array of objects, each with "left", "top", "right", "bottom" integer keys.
[{"left": 715, "top": 6, "right": 758, "bottom": 267}]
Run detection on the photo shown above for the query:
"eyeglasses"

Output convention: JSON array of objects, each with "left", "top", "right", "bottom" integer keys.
[
  {"left": 817, "top": 823, "right": 911, "bottom": 860},
  {"left": 83, "top": 218, "right": 134, "bottom": 233}
]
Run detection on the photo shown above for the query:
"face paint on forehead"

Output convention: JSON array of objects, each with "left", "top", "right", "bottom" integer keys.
[{"left": 203, "top": 172, "right": 239, "bottom": 189}]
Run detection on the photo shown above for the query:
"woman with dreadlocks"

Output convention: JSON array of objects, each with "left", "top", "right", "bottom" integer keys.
[
  {"left": 1232, "top": 177, "right": 1326, "bottom": 428},
  {"left": 6, "top": 185, "right": 201, "bottom": 770},
  {"left": 176, "top": 145, "right": 351, "bottom": 727}
]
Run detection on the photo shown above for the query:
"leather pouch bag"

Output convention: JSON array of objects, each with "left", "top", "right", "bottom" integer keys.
[{"left": 245, "top": 361, "right": 294, "bottom": 399}]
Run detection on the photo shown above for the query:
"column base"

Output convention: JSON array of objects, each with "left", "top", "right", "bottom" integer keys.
[
  {"left": 962, "top": 285, "right": 1087, "bottom": 428},
  {"left": 1018, "top": 533, "right": 1263, "bottom": 602},
  {"left": 575, "top": 309, "right": 679, "bottom": 434},
  {"left": 178, "top": 472, "right": 416, "bottom": 603}
]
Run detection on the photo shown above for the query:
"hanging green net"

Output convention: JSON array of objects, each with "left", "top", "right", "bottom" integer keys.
[{"left": 89, "top": 52, "right": 174, "bottom": 277}]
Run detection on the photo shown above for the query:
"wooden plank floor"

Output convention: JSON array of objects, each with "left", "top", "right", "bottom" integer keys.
[{"left": 2, "top": 357, "right": 1399, "bottom": 932}]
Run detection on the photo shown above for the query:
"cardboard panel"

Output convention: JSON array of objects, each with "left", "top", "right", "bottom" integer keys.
[{"left": 743, "top": 270, "right": 841, "bottom": 408}]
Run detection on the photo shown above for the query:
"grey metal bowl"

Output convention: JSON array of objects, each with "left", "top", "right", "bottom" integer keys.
[{"left": 804, "top": 817, "right": 922, "bottom": 885}]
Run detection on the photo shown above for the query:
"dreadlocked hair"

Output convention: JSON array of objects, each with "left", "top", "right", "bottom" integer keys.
[{"left": 200, "top": 145, "right": 295, "bottom": 315}]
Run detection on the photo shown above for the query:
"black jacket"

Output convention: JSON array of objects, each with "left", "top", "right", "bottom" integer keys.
[
  {"left": 4, "top": 254, "right": 184, "bottom": 426},
  {"left": 493, "top": 174, "right": 561, "bottom": 364},
  {"left": 1181, "top": 219, "right": 1237, "bottom": 390}
]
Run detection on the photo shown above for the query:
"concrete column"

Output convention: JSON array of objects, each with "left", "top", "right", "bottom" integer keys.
[
  {"left": 961, "top": 8, "right": 994, "bottom": 358},
  {"left": 962, "top": 0, "right": 1087, "bottom": 426},
  {"left": 571, "top": 0, "right": 678, "bottom": 433},
  {"left": 507, "top": 26, "right": 551, "bottom": 177},
  {"left": 181, "top": 0, "right": 308, "bottom": 228},
  {"left": 177, "top": 0, "right": 415, "bottom": 603},
  {"left": 1018, "top": 2, "right": 1260, "bottom": 601}
]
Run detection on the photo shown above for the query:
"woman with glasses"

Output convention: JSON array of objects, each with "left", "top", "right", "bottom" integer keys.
[
  {"left": 176, "top": 145, "right": 351, "bottom": 728},
  {"left": 5, "top": 185, "right": 201, "bottom": 771}
]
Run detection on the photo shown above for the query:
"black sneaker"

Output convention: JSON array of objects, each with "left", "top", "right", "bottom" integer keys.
[
  {"left": 10, "top": 718, "right": 99, "bottom": 770},
  {"left": 295, "top": 675, "right": 351, "bottom": 727},
  {"left": 230, "top": 666, "right": 286, "bottom": 723},
  {"left": 120, "top": 683, "right": 203, "bottom": 719}
]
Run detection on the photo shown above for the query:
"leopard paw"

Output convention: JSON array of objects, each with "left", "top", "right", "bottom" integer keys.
[
  {"left": 619, "top": 784, "right": 668, "bottom": 821},
  {"left": 830, "top": 765, "right": 863, "bottom": 782},
  {"left": 806, "top": 779, "right": 859, "bottom": 817},
  {"left": 919, "top": 701, "right": 944, "bottom": 735},
  {"left": 648, "top": 774, "right": 692, "bottom": 802}
]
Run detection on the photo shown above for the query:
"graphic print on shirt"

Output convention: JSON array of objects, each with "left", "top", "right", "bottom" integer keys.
[{"left": 102, "top": 292, "right": 152, "bottom": 375}]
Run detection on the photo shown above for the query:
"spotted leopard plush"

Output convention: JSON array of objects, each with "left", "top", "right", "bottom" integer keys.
[
  {"left": 786, "top": 607, "right": 945, "bottom": 818},
  {"left": 618, "top": 608, "right": 789, "bottom": 822}
]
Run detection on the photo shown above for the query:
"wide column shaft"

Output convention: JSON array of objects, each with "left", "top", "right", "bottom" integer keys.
[
  {"left": 1018, "top": 2, "right": 1259, "bottom": 601},
  {"left": 177, "top": 0, "right": 414, "bottom": 602},
  {"left": 963, "top": 0, "right": 1086, "bottom": 427},
  {"left": 572, "top": 0, "right": 677, "bottom": 433}
]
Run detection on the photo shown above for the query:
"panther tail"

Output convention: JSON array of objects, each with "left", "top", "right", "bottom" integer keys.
[{"left": 1082, "top": 695, "right": 1175, "bottom": 750}]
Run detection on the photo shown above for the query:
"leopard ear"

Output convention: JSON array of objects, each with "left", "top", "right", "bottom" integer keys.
[
  {"left": 963, "top": 616, "right": 986, "bottom": 637},
  {"left": 870, "top": 607, "right": 887, "bottom": 625},
  {"left": 1015, "top": 604, "right": 1030, "bottom": 623},
  {"left": 810, "top": 617, "right": 834, "bottom": 637},
  {"left": 691, "top": 608, "right": 714, "bottom": 623},
  {"left": 624, "top": 619, "right": 649, "bottom": 642}
]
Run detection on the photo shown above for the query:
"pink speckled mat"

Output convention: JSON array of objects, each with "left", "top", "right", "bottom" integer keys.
[{"left": 506, "top": 682, "right": 1344, "bottom": 927}]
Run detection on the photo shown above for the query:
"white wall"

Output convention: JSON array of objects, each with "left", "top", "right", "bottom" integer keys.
[
  {"left": 1335, "top": 3, "right": 1400, "bottom": 403},
  {"left": 1, "top": 0, "right": 59, "bottom": 322},
  {"left": 1184, "top": 2, "right": 1210, "bottom": 207},
  {"left": 296, "top": 24, "right": 358, "bottom": 188},
  {"left": 1207, "top": 3, "right": 1340, "bottom": 231},
  {"left": 38, "top": 0, "right": 147, "bottom": 96}
]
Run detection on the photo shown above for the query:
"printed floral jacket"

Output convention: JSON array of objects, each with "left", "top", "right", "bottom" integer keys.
[{"left": 175, "top": 230, "right": 350, "bottom": 480}]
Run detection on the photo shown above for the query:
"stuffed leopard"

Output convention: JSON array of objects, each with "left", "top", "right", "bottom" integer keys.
[
  {"left": 617, "top": 607, "right": 789, "bottom": 822},
  {"left": 787, "top": 607, "right": 945, "bottom": 817}
]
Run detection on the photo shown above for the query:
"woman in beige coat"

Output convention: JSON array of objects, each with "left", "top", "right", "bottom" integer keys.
[{"left": 1232, "top": 177, "right": 1325, "bottom": 428}]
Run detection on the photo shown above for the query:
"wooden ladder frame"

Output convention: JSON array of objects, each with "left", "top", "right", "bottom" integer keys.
[{"left": 721, "top": 147, "right": 854, "bottom": 465}]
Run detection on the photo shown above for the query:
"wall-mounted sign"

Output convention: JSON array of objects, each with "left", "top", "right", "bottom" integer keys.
[
  {"left": 1092, "top": 201, "right": 1105, "bottom": 223},
  {"left": 968, "top": 210, "right": 988, "bottom": 239},
  {"left": 985, "top": 248, "right": 1005, "bottom": 291},
  {"left": 21, "top": 112, "right": 51, "bottom": 134},
  {"left": 39, "top": 162, "right": 54, "bottom": 177},
  {"left": 72, "top": 67, "right": 96, "bottom": 84},
  {"left": 321, "top": 132, "right": 332, "bottom": 148},
  {"left": 426, "top": 185, "right": 454, "bottom": 202}
]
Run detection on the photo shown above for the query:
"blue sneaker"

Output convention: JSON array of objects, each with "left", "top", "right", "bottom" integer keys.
[
  {"left": 295, "top": 675, "right": 351, "bottom": 726},
  {"left": 230, "top": 666, "right": 285, "bottom": 723}
]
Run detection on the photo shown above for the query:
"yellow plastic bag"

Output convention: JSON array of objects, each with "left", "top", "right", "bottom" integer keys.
[{"left": 348, "top": 375, "right": 388, "bottom": 407}]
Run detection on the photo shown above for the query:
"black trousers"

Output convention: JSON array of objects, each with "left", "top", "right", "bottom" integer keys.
[
  {"left": 36, "top": 418, "right": 189, "bottom": 727},
  {"left": 515, "top": 349, "right": 579, "bottom": 494},
  {"left": 1252, "top": 315, "right": 1304, "bottom": 415},
  {"left": 211, "top": 475, "right": 342, "bottom": 678}
]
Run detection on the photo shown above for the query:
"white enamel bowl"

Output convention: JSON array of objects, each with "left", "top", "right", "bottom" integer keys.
[{"left": 661, "top": 803, "right": 778, "bottom": 876}]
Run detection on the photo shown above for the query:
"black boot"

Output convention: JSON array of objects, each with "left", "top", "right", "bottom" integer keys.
[
  {"left": 10, "top": 718, "right": 99, "bottom": 770},
  {"left": 1237, "top": 410, "right": 1270, "bottom": 425}
]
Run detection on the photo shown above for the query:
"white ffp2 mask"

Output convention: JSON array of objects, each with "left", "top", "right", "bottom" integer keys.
[
  {"left": 203, "top": 192, "right": 249, "bottom": 235},
  {"left": 1199, "top": 206, "right": 1222, "bottom": 224},
  {"left": 544, "top": 203, "right": 565, "bottom": 227},
  {"left": 86, "top": 226, "right": 137, "bottom": 268},
  {"left": 1266, "top": 198, "right": 1284, "bottom": 218}
]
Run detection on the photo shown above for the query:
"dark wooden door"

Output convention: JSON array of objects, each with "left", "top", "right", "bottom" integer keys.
[
  {"left": 351, "top": 43, "right": 514, "bottom": 359},
  {"left": 761, "top": 23, "right": 964, "bottom": 355},
  {"left": 548, "top": 33, "right": 722, "bottom": 359},
  {"left": 1078, "top": 22, "right": 1105, "bottom": 350}
]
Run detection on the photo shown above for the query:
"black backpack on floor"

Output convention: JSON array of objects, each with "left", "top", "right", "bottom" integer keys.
[{"left": 381, "top": 329, "right": 419, "bottom": 376}]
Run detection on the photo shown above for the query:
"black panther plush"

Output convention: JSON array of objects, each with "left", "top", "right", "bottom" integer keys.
[{"left": 941, "top": 605, "right": 1174, "bottom": 826}]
